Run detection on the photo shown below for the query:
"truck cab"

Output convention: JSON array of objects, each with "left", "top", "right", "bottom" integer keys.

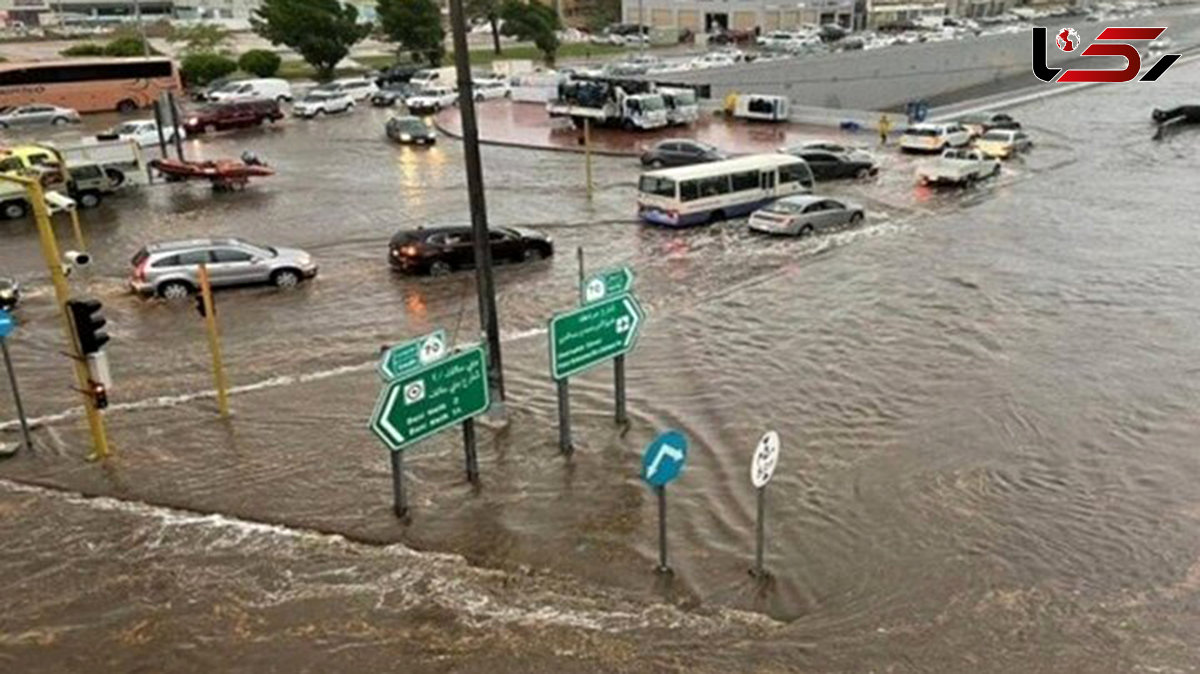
[
  {"left": 622, "top": 93, "right": 668, "bottom": 130},
  {"left": 660, "top": 88, "right": 699, "bottom": 126}
]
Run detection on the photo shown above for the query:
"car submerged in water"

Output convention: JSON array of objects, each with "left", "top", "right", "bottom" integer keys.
[
  {"left": 388, "top": 226, "right": 553, "bottom": 275},
  {"left": 385, "top": 116, "right": 437, "bottom": 145},
  {"left": 0, "top": 277, "right": 19, "bottom": 311}
]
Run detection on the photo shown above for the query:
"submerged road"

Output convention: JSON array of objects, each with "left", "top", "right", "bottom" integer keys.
[{"left": 1, "top": 58, "right": 1199, "bottom": 671}]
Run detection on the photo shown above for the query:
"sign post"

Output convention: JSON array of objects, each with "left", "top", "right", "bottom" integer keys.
[
  {"left": 0, "top": 310, "right": 31, "bottom": 455},
  {"left": 641, "top": 429, "right": 688, "bottom": 574},
  {"left": 369, "top": 344, "right": 490, "bottom": 516},
  {"left": 750, "top": 431, "right": 780, "bottom": 578},
  {"left": 549, "top": 275, "right": 643, "bottom": 453},
  {"left": 197, "top": 264, "right": 230, "bottom": 419}
]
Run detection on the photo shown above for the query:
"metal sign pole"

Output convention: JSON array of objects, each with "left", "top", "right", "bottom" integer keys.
[
  {"left": 197, "top": 265, "right": 230, "bottom": 418},
  {"left": 614, "top": 355, "right": 627, "bottom": 425},
  {"left": 151, "top": 100, "right": 168, "bottom": 160},
  {"left": 463, "top": 418, "right": 479, "bottom": 484},
  {"left": 557, "top": 379, "right": 572, "bottom": 454},
  {"left": 752, "top": 486, "right": 766, "bottom": 577},
  {"left": 166, "top": 92, "right": 185, "bottom": 161},
  {"left": 656, "top": 484, "right": 670, "bottom": 573},
  {"left": 576, "top": 246, "right": 584, "bottom": 302},
  {"left": 1, "top": 338, "right": 32, "bottom": 452},
  {"left": 584, "top": 118, "right": 593, "bottom": 199},
  {"left": 391, "top": 450, "right": 407, "bottom": 518}
]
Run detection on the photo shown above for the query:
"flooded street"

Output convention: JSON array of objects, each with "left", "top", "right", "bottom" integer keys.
[{"left": 2, "top": 57, "right": 1200, "bottom": 671}]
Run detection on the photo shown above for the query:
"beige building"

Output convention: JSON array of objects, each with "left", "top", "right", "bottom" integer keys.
[{"left": 623, "top": 0, "right": 863, "bottom": 33}]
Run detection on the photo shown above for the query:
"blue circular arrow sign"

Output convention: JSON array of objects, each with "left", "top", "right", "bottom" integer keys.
[
  {"left": 641, "top": 429, "right": 688, "bottom": 487},
  {"left": 0, "top": 310, "right": 14, "bottom": 340}
]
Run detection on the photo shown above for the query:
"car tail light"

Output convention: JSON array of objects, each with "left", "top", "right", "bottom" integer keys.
[{"left": 134, "top": 258, "right": 148, "bottom": 282}]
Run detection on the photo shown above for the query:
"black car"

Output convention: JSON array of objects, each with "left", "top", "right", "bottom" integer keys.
[
  {"left": 375, "top": 64, "right": 422, "bottom": 87},
  {"left": 385, "top": 116, "right": 437, "bottom": 145},
  {"left": 0, "top": 277, "right": 19, "bottom": 311},
  {"left": 389, "top": 226, "right": 554, "bottom": 275},
  {"left": 640, "top": 139, "right": 726, "bottom": 168},
  {"left": 372, "top": 84, "right": 413, "bottom": 107},
  {"left": 956, "top": 111, "right": 1021, "bottom": 135},
  {"left": 794, "top": 150, "right": 878, "bottom": 180}
]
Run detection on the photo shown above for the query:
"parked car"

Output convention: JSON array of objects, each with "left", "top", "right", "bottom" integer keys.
[
  {"left": 472, "top": 78, "right": 511, "bottom": 100},
  {"left": 974, "top": 129, "right": 1033, "bottom": 158},
  {"left": 98, "top": 119, "right": 186, "bottom": 146},
  {"left": 748, "top": 195, "right": 864, "bottom": 236},
  {"left": 385, "top": 116, "right": 437, "bottom": 145},
  {"left": 899, "top": 122, "right": 972, "bottom": 152},
  {"left": 292, "top": 91, "right": 354, "bottom": 118},
  {"left": 0, "top": 277, "right": 19, "bottom": 311},
  {"left": 916, "top": 148, "right": 1001, "bottom": 186},
  {"left": 955, "top": 111, "right": 1021, "bottom": 136},
  {"left": 791, "top": 149, "right": 878, "bottom": 180},
  {"left": 640, "top": 139, "right": 726, "bottom": 168},
  {"left": 781, "top": 140, "right": 874, "bottom": 161},
  {"left": 388, "top": 226, "right": 553, "bottom": 275},
  {"left": 129, "top": 238, "right": 319, "bottom": 299},
  {"left": 316, "top": 77, "right": 379, "bottom": 101},
  {"left": 0, "top": 104, "right": 80, "bottom": 129},
  {"left": 406, "top": 87, "right": 458, "bottom": 114},
  {"left": 375, "top": 64, "right": 422, "bottom": 87},
  {"left": 206, "top": 78, "right": 293, "bottom": 103},
  {"left": 183, "top": 99, "right": 284, "bottom": 134},
  {"left": 66, "top": 162, "right": 122, "bottom": 208},
  {"left": 371, "top": 84, "right": 413, "bottom": 107}
]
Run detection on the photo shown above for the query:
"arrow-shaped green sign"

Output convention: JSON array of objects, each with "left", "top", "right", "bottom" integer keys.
[
  {"left": 369, "top": 346, "right": 490, "bottom": 451},
  {"left": 549, "top": 292, "right": 644, "bottom": 381},
  {"left": 582, "top": 266, "right": 634, "bottom": 305},
  {"left": 377, "top": 329, "right": 447, "bottom": 381}
]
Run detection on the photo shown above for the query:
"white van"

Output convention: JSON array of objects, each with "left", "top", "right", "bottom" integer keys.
[
  {"left": 410, "top": 67, "right": 458, "bottom": 91},
  {"left": 733, "top": 94, "right": 790, "bottom": 122},
  {"left": 317, "top": 77, "right": 379, "bottom": 101},
  {"left": 207, "top": 78, "right": 293, "bottom": 103}
]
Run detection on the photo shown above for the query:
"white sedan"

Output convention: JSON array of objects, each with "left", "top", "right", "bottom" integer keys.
[
  {"left": 101, "top": 119, "right": 186, "bottom": 146},
  {"left": 749, "top": 195, "right": 864, "bottom": 237},
  {"left": 471, "top": 78, "right": 510, "bottom": 101},
  {"left": 406, "top": 87, "right": 458, "bottom": 113},
  {"left": 293, "top": 91, "right": 355, "bottom": 118}
]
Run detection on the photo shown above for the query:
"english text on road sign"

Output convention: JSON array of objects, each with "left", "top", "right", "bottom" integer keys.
[
  {"left": 0, "top": 310, "right": 13, "bottom": 340},
  {"left": 751, "top": 431, "right": 780, "bottom": 488},
  {"left": 549, "top": 292, "right": 644, "bottom": 380},
  {"left": 369, "top": 346, "right": 490, "bottom": 451},
  {"left": 642, "top": 429, "right": 688, "bottom": 487},
  {"left": 583, "top": 266, "right": 634, "bottom": 305},
  {"left": 378, "top": 329, "right": 447, "bottom": 381}
]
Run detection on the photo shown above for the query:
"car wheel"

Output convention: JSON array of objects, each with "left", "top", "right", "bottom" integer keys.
[
  {"left": 708, "top": 209, "right": 726, "bottom": 224},
  {"left": 849, "top": 212, "right": 864, "bottom": 225},
  {"left": 798, "top": 224, "right": 815, "bottom": 237},
  {"left": 104, "top": 168, "right": 126, "bottom": 186},
  {"left": 651, "top": 159, "right": 664, "bottom": 168},
  {"left": 475, "top": 94, "right": 484, "bottom": 102},
  {"left": 523, "top": 247, "right": 546, "bottom": 262},
  {"left": 2, "top": 201, "right": 27, "bottom": 219},
  {"left": 77, "top": 191, "right": 101, "bottom": 208},
  {"left": 276, "top": 95, "right": 287, "bottom": 104},
  {"left": 116, "top": 99, "right": 137, "bottom": 113},
  {"left": 272, "top": 269, "right": 301, "bottom": 288},
  {"left": 991, "top": 164, "right": 1001, "bottom": 176},
  {"left": 317, "top": 108, "right": 326, "bottom": 116},
  {"left": 856, "top": 167, "right": 873, "bottom": 179},
  {"left": 0, "top": 121, "right": 7, "bottom": 130},
  {"left": 429, "top": 260, "right": 452, "bottom": 276},
  {"left": 51, "top": 116, "right": 69, "bottom": 126},
  {"left": 205, "top": 124, "right": 217, "bottom": 134},
  {"left": 159, "top": 281, "right": 192, "bottom": 300}
]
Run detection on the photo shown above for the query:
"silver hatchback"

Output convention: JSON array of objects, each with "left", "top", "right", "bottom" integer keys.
[{"left": 130, "top": 238, "right": 318, "bottom": 299}]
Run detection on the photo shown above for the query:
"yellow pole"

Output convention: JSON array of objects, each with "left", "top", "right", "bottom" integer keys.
[
  {"left": 584, "top": 118, "right": 593, "bottom": 200},
  {"left": 0, "top": 175, "right": 109, "bottom": 460},
  {"left": 197, "top": 264, "right": 230, "bottom": 418},
  {"left": 67, "top": 207, "right": 86, "bottom": 251}
]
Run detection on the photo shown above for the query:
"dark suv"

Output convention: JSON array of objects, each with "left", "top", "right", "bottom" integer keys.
[
  {"left": 183, "top": 99, "right": 284, "bottom": 134},
  {"left": 389, "top": 226, "right": 554, "bottom": 275},
  {"left": 640, "top": 139, "right": 726, "bottom": 168}
]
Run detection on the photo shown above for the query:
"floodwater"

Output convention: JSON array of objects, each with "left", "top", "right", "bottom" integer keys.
[{"left": 2, "top": 57, "right": 1200, "bottom": 671}]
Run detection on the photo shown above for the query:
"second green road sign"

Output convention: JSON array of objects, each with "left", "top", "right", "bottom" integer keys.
[
  {"left": 549, "top": 292, "right": 645, "bottom": 381},
  {"left": 369, "top": 346, "right": 490, "bottom": 451}
]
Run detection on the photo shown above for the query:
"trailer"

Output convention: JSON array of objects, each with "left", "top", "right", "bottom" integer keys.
[{"left": 547, "top": 77, "right": 669, "bottom": 131}]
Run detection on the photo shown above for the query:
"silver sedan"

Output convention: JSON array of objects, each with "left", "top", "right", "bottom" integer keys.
[
  {"left": 748, "top": 195, "right": 864, "bottom": 236},
  {"left": 0, "top": 104, "right": 81, "bottom": 129}
]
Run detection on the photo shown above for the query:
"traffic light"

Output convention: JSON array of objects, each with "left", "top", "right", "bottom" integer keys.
[{"left": 67, "top": 298, "right": 109, "bottom": 355}]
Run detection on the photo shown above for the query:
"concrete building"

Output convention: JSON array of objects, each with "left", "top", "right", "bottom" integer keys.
[{"left": 623, "top": 0, "right": 865, "bottom": 33}]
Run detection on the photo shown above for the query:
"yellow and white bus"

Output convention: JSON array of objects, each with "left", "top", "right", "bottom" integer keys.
[
  {"left": 636, "top": 154, "right": 815, "bottom": 227},
  {"left": 0, "top": 58, "right": 181, "bottom": 114}
]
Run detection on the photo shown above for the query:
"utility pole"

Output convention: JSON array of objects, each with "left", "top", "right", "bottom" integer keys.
[
  {"left": 448, "top": 0, "right": 506, "bottom": 413},
  {"left": 133, "top": 0, "right": 150, "bottom": 58}
]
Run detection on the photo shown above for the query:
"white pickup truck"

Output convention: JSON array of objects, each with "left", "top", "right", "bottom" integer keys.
[{"left": 917, "top": 148, "right": 1001, "bottom": 187}]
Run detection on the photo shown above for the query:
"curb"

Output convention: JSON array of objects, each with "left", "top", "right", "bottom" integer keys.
[{"left": 432, "top": 112, "right": 642, "bottom": 158}]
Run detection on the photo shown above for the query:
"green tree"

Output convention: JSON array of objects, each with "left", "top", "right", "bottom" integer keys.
[
  {"left": 60, "top": 42, "right": 106, "bottom": 57},
  {"left": 168, "top": 23, "right": 232, "bottom": 55},
  {"left": 238, "top": 49, "right": 283, "bottom": 77},
  {"left": 377, "top": 0, "right": 444, "bottom": 66},
  {"left": 499, "top": 0, "right": 560, "bottom": 66},
  {"left": 251, "top": 0, "right": 371, "bottom": 81},
  {"left": 465, "top": 0, "right": 501, "bottom": 55},
  {"left": 103, "top": 35, "right": 160, "bottom": 57},
  {"left": 181, "top": 52, "right": 238, "bottom": 86}
]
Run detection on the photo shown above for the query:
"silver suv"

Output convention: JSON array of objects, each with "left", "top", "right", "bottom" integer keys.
[{"left": 130, "top": 238, "right": 318, "bottom": 299}]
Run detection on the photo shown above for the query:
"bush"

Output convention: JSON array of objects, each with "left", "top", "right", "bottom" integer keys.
[
  {"left": 181, "top": 52, "right": 238, "bottom": 86},
  {"left": 238, "top": 49, "right": 282, "bottom": 78},
  {"left": 60, "top": 42, "right": 106, "bottom": 57},
  {"left": 103, "top": 36, "right": 160, "bottom": 57}
]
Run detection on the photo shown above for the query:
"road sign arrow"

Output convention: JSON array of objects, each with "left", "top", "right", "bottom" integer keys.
[
  {"left": 582, "top": 266, "right": 635, "bottom": 305},
  {"left": 641, "top": 429, "right": 688, "bottom": 487},
  {"left": 369, "top": 346, "right": 490, "bottom": 451},
  {"left": 549, "top": 292, "right": 645, "bottom": 381}
]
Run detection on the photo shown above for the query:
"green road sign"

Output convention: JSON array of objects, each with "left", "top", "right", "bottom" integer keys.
[
  {"left": 378, "top": 329, "right": 447, "bottom": 381},
  {"left": 549, "top": 292, "right": 644, "bottom": 381},
  {"left": 582, "top": 266, "right": 634, "bottom": 305},
  {"left": 369, "top": 346, "right": 490, "bottom": 451}
]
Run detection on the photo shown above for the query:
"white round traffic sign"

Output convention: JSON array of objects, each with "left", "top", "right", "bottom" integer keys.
[
  {"left": 418, "top": 333, "right": 446, "bottom": 365},
  {"left": 751, "top": 431, "right": 780, "bottom": 488}
]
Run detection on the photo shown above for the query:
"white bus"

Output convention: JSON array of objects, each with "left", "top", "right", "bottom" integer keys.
[{"left": 636, "top": 154, "right": 815, "bottom": 227}]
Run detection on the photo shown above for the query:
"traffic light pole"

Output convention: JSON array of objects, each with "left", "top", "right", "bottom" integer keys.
[
  {"left": 0, "top": 176, "right": 110, "bottom": 460},
  {"left": 448, "top": 0, "right": 506, "bottom": 415},
  {"left": 196, "top": 265, "right": 230, "bottom": 418}
]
